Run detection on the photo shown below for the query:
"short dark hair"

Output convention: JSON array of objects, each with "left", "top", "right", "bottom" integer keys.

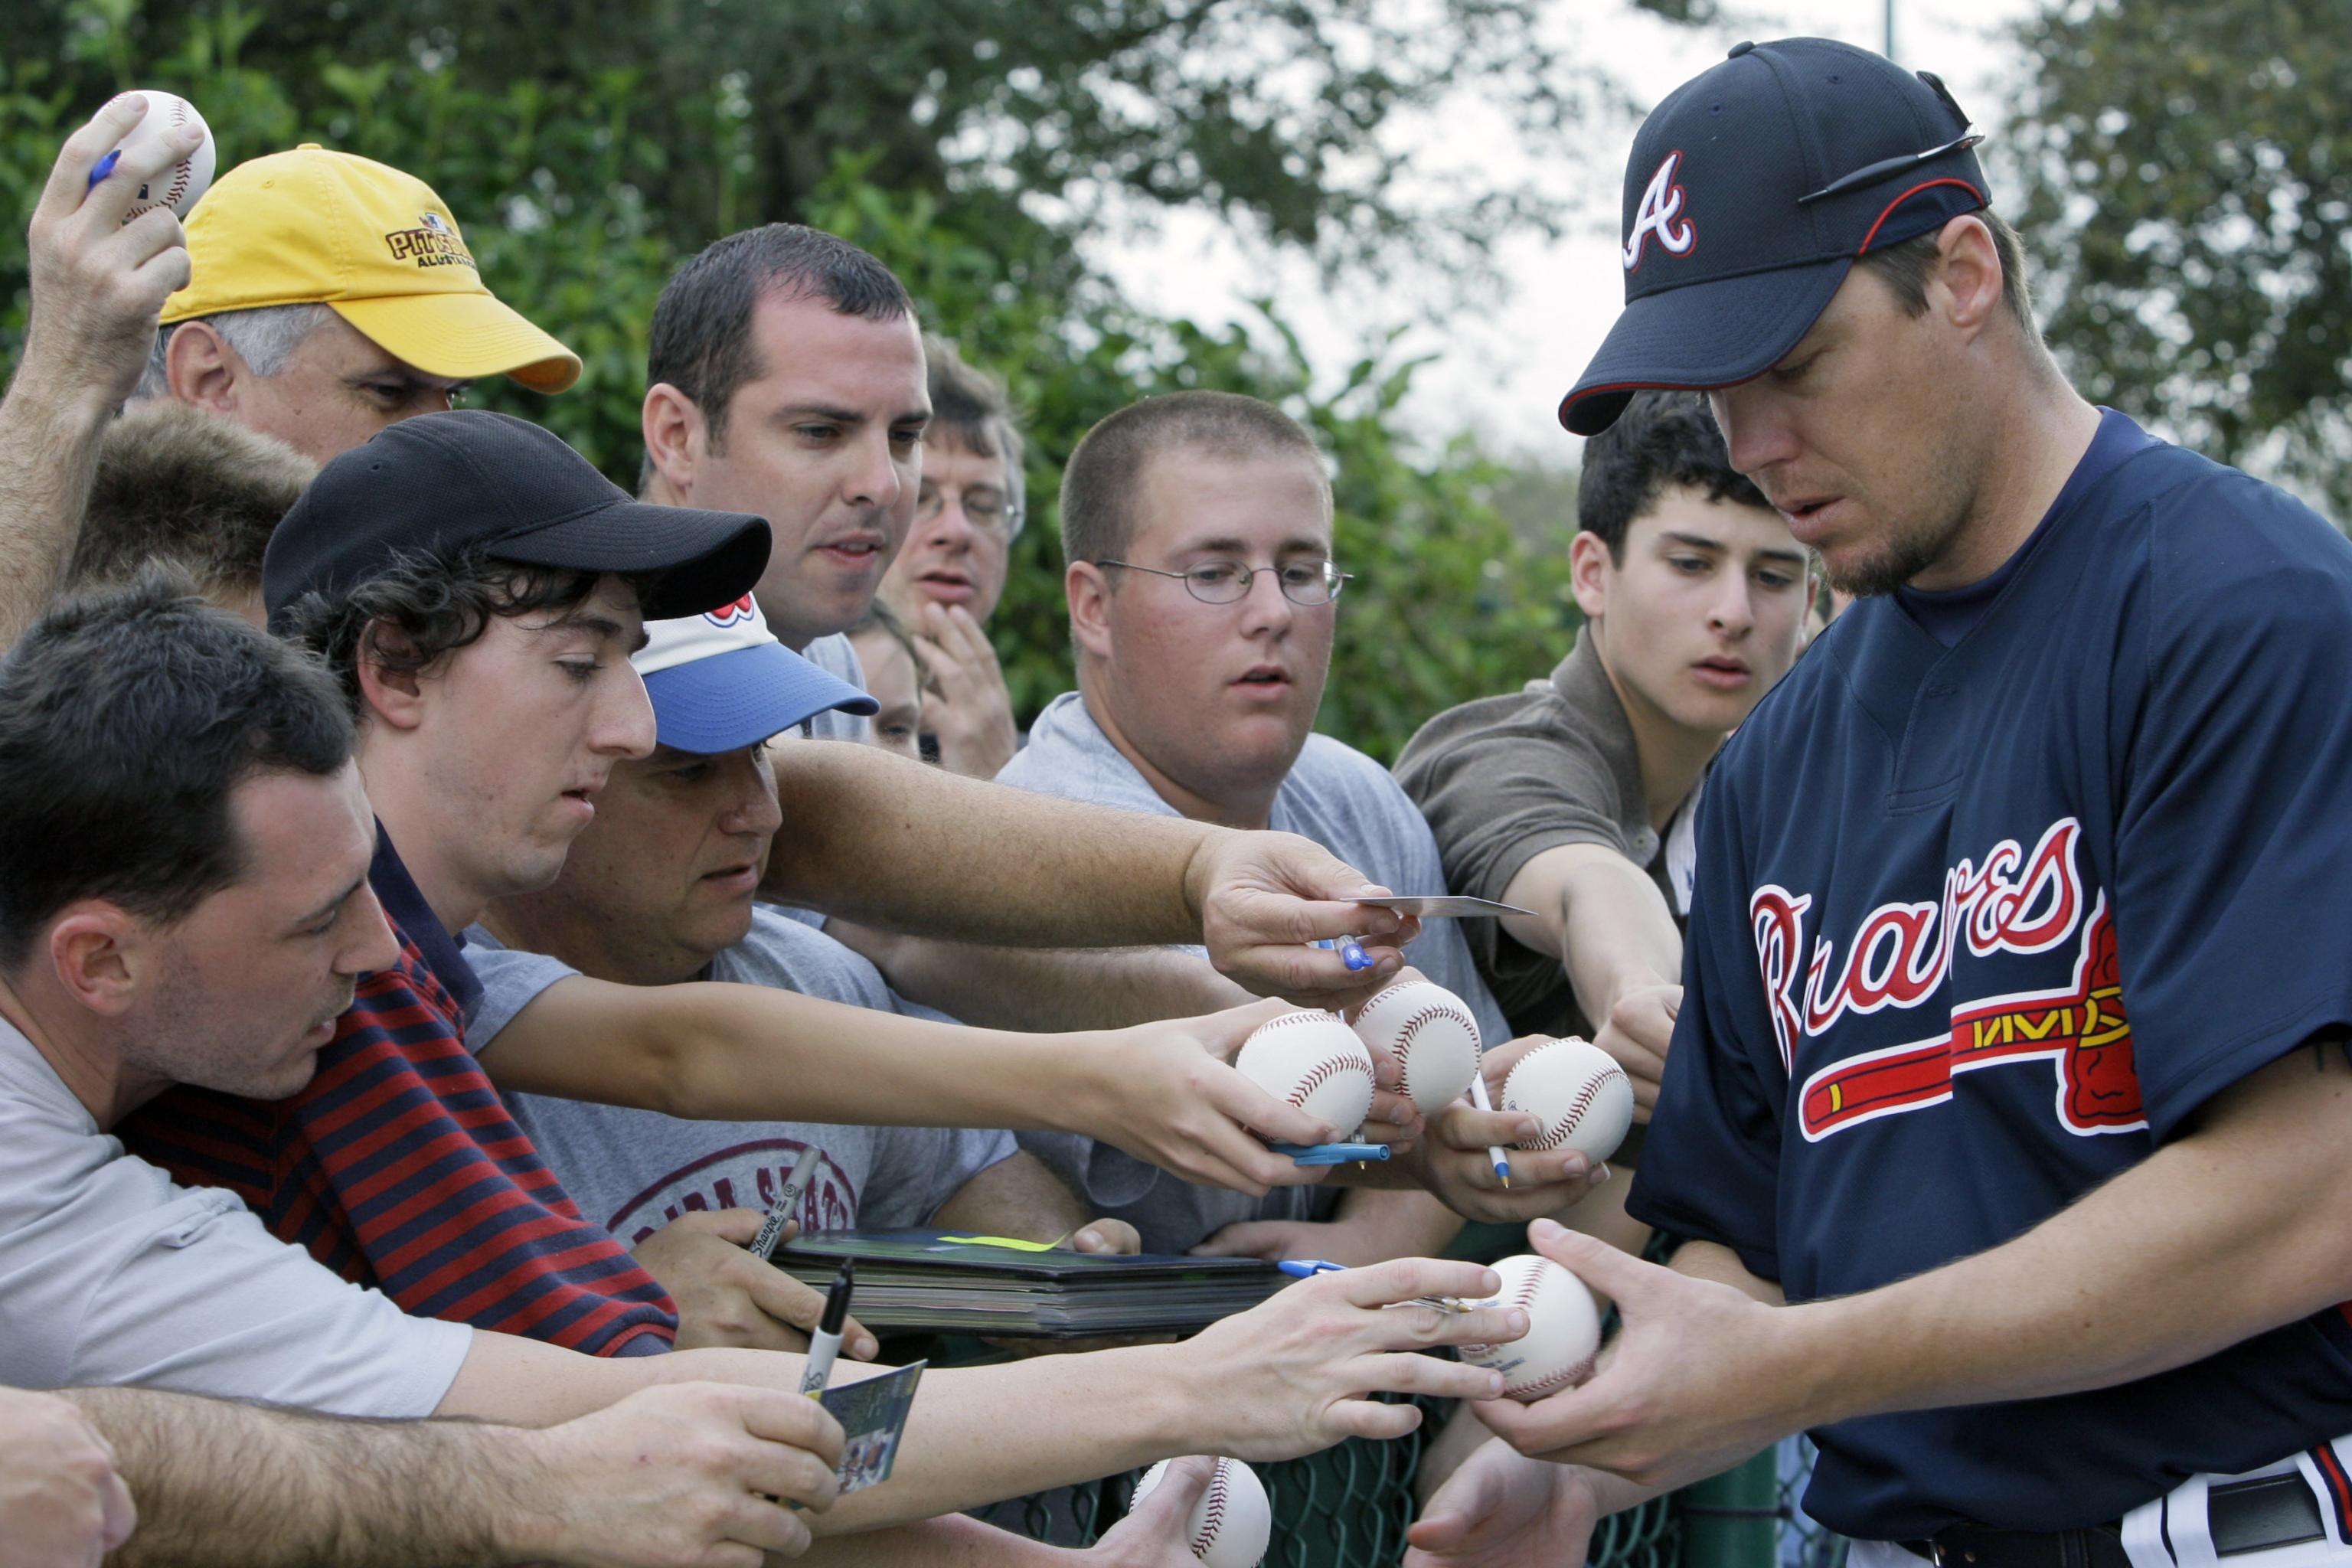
[
  {"left": 1060, "top": 391, "right": 1328, "bottom": 567},
  {"left": 924, "top": 334, "right": 1027, "bottom": 537},
  {"left": 0, "top": 571, "right": 353, "bottom": 972},
  {"left": 645, "top": 224, "right": 912, "bottom": 452},
  {"left": 276, "top": 547, "right": 616, "bottom": 717},
  {"left": 1857, "top": 207, "right": 2037, "bottom": 334},
  {"left": 69, "top": 403, "right": 315, "bottom": 602},
  {"left": 1577, "top": 391, "right": 1773, "bottom": 560}
]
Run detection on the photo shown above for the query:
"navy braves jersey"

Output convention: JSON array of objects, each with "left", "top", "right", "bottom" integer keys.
[{"left": 1627, "top": 423, "right": 2352, "bottom": 1540}]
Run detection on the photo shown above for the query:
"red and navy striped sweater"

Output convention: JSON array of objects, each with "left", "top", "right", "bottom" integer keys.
[{"left": 120, "top": 835, "right": 677, "bottom": 1357}]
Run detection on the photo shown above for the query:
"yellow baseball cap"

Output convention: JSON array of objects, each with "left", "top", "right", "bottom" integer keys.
[{"left": 161, "top": 145, "right": 580, "bottom": 394}]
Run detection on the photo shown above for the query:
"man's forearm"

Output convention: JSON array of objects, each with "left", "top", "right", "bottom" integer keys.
[
  {"left": 835, "top": 922, "right": 1253, "bottom": 1031},
  {"left": 803, "top": 1515, "right": 1075, "bottom": 1565},
  {"left": 0, "top": 355, "right": 112, "bottom": 648},
  {"left": 766, "top": 743, "right": 1219, "bottom": 946},
  {"left": 1553, "top": 858, "right": 1681, "bottom": 1024},
  {"left": 1770, "top": 1040, "right": 2352, "bottom": 1426},
  {"left": 62, "top": 1387, "right": 528, "bottom": 1568}
]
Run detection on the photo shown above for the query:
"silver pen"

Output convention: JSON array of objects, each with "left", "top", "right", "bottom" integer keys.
[{"left": 748, "top": 1143, "right": 821, "bottom": 1262}]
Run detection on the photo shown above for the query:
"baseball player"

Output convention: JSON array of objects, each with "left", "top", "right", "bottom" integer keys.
[{"left": 1408, "top": 37, "right": 2352, "bottom": 1568}]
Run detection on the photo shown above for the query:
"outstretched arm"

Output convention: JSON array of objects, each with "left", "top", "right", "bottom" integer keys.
[
  {"left": 0, "top": 96, "right": 201, "bottom": 648},
  {"left": 479, "top": 977, "right": 1335, "bottom": 1196},
  {"left": 832, "top": 922, "right": 1254, "bottom": 1031},
  {"left": 763, "top": 741, "right": 1416, "bottom": 1008},
  {"left": 1501, "top": 844, "right": 1684, "bottom": 1110}
]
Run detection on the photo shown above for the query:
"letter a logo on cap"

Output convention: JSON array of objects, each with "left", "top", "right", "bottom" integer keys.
[{"left": 1623, "top": 151, "right": 1697, "bottom": 272}]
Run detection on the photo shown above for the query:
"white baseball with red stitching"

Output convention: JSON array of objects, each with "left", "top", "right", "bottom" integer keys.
[
  {"left": 1131, "top": 1455, "right": 1272, "bottom": 1567},
  {"left": 106, "top": 91, "right": 215, "bottom": 223},
  {"left": 1458, "top": 1253, "right": 1602, "bottom": 1403},
  {"left": 1350, "top": 978, "right": 1482, "bottom": 1112},
  {"left": 1503, "top": 1036, "right": 1634, "bottom": 1163},
  {"left": 1236, "top": 1010, "right": 1374, "bottom": 1136}
]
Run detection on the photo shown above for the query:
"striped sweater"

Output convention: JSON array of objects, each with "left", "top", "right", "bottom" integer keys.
[{"left": 119, "top": 834, "right": 677, "bottom": 1356}]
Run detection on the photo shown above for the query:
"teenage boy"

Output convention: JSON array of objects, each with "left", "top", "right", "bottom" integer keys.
[
  {"left": 1, "top": 577, "right": 1530, "bottom": 1557},
  {"left": 470, "top": 596, "right": 1132, "bottom": 1350},
  {"left": 1410, "top": 38, "right": 2352, "bottom": 1568},
  {"left": 1397, "top": 392, "right": 1810, "bottom": 1115},
  {"left": 1001, "top": 390, "right": 1599, "bottom": 1257}
]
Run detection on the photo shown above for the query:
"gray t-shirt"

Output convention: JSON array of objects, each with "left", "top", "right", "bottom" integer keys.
[
  {"left": 994, "top": 691, "right": 1511, "bottom": 1253},
  {"left": 1395, "top": 632, "right": 1700, "bottom": 1042},
  {"left": 801, "top": 632, "right": 871, "bottom": 744},
  {"left": 0, "top": 1018, "right": 470, "bottom": 1413},
  {"left": 465, "top": 909, "right": 1016, "bottom": 1244}
]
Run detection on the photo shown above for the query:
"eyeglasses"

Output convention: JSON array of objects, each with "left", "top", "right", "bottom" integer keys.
[
  {"left": 1094, "top": 557, "right": 1352, "bottom": 606},
  {"left": 1798, "top": 130, "right": 1982, "bottom": 206},
  {"left": 915, "top": 479, "right": 1022, "bottom": 537}
]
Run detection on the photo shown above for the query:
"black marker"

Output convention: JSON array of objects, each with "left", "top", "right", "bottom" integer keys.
[{"left": 798, "top": 1259, "right": 856, "bottom": 1397}]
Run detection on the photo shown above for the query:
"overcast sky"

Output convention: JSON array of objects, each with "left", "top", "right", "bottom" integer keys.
[{"left": 1091, "top": 0, "right": 2042, "bottom": 465}]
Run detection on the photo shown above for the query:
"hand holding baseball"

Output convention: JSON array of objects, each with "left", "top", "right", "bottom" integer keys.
[
  {"left": 1125, "top": 1457, "right": 1272, "bottom": 1567},
  {"left": 1084, "top": 998, "right": 1338, "bottom": 1196},
  {"left": 1473, "top": 1218, "right": 1807, "bottom": 1493},
  {"left": 1596, "top": 982, "right": 1681, "bottom": 1117},
  {"left": 1406, "top": 1035, "right": 1609, "bottom": 1223},
  {"left": 910, "top": 602, "right": 1020, "bottom": 780},
  {"left": 22, "top": 94, "right": 207, "bottom": 410}
]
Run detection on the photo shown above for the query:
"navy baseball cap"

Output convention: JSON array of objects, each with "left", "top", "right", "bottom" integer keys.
[
  {"left": 1560, "top": 38, "right": 1989, "bottom": 436},
  {"left": 263, "top": 409, "right": 772, "bottom": 623},
  {"left": 635, "top": 593, "right": 876, "bottom": 753}
]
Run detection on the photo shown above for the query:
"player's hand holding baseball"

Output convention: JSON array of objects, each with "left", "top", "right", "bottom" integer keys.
[
  {"left": 516, "top": 1381, "right": 843, "bottom": 1565},
  {"left": 1474, "top": 1218, "right": 1801, "bottom": 1493},
  {"left": 1076, "top": 1455, "right": 1227, "bottom": 1566},
  {"left": 630, "top": 1210, "right": 879, "bottom": 1359},
  {"left": 21, "top": 95, "right": 201, "bottom": 410},
  {"left": 1182, "top": 831, "right": 1421, "bottom": 1009},
  {"left": 1179, "top": 1257, "right": 1528, "bottom": 1458},
  {"left": 910, "top": 601, "right": 1020, "bottom": 780},
  {"left": 1405, "top": 1436, "right": 1605, "bottom": 1568},
  {"left": 1406, "top": 1036, "right": 1609, "bottom": 1224},
  {"left": 0, "top": 1387, "right": 137, "bottom": 1568},
  {"left": 1086, "top": 997, "right": 1341, "bottom": 1196}
]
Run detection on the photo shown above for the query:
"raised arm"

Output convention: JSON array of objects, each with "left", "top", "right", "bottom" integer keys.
[
  {"left": 1, "top": 96, "right": 201, "bottom": 648},
  {"left": 763, "top": 741, "right": 1416, "bottom": 1007}
]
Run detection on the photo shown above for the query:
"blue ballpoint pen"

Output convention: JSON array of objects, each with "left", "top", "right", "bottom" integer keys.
[{"left": 87, "top": 149, "right": 121, "bottom": 188}]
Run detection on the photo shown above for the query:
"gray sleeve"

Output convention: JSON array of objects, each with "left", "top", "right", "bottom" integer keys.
[
  {"left": 800, "top": 635, "right": 873, "bottom": 744},
  {"left": 0, "top": 1099, "right": 470, "bottom": 1416},
  {"left": 1395, "top": 694, "right": 1635, "bottom": 908},
  {"left": 461, "top": 942, "right": 582, "bottom": 1055}
]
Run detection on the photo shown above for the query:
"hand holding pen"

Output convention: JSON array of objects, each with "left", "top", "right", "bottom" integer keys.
[{"left": 798, "top": 1260, "right": 858, "bottom": 1398}]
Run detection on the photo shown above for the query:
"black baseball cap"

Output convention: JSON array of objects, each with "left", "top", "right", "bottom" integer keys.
[
  {"left": 1559, "top": 38, "right": 1989, "bottom": 436},
  {"left": 263, "top": 409, "right": 772, "bottom": 623}
]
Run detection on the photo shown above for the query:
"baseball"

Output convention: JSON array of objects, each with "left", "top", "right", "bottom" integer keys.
[
  {"left": 1236, "top": 1009, "right": 1375, "bottom": 1135},
  {"left": 1130, "top": 1456, "right": 1272, "bottom": 1568},
  {"left": 1350, "top": 978, "right": 1481, "bottom": 1112},
  {"left": 1458, "top": 1253, "right": 1602, "bottom": 1403},
  {"left": 104, "top": 90, "right": 215, "bottom": 222},
  {"left": 1503, "top": 1036, "right": 1634, "bottom": 1164}
]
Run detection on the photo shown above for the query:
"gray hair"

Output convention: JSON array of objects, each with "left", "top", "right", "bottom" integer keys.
[{"left": 135, "top": 303, "right": 338, "bottom": 400}]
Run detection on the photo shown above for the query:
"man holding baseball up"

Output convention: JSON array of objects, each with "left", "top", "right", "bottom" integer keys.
[{"left": 1412, "top": 37, "right": 2352, "bottom": 1568}]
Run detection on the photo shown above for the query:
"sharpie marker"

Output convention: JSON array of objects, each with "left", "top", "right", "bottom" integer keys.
[
  {"left": 748, "top": 1143, "right": 820, "bottom": 1262},
  {"left": 798, "top": 1259, "right": 856, "bottom": 1398}
]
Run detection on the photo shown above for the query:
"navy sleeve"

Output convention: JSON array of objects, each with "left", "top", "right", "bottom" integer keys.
[
  {"left": 2109, "top": 475, "right": 2352, "bottom": 1141},
  {"left": 1622, "top": 763, "right": 1787, "bottom": 1282}
]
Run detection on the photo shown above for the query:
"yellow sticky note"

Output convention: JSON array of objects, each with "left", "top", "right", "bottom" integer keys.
[{"left": 937, "top": 1233, "right": 1061, "bottom": 1253}]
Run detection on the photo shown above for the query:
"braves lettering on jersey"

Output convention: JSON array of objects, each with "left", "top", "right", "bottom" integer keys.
[{"left": 1628, "top": 419, "right": 2352, "bottom": 1542}]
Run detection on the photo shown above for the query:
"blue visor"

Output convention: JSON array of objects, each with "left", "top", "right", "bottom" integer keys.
[{"left": 640, "top": 640, "right": 878, "bottom": 753}]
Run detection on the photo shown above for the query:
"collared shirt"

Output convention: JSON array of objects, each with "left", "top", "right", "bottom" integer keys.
[
  {"left": 1396, "top": 632, "right": 1696, "bottom": 1040},
  {"left": 119, "top": 828, "right": 677, "bottom": 1356}
]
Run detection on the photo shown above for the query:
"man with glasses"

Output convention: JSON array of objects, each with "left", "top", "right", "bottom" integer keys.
[
  {"left": 877, "top": 335, "right": 1028, "bottom": 777},
  {"left": 996, "top": 390, "right": 1509, "bottom": 1264}
]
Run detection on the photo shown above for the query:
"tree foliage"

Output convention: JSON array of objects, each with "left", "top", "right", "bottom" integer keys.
[
  {"left": 2007, "top": 0, "right": 2352, "bottom": 516},
  {"left": 0, "top": 0, "right": 1609, "bottom": 762}
]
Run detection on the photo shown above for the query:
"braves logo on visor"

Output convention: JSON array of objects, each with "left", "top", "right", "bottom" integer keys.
[
  {"left": 1623, "top": 151, "right": 1697, "bottom": 271},
  {"left": 703, "top": 594, "right": 757, "bottom": 629}
]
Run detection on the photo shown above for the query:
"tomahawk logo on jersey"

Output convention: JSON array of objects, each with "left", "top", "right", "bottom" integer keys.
[{"left": 1625, "top": 414, "right": 2352, "bottom": 1543}]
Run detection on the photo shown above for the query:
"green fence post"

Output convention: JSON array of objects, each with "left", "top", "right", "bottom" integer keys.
[{"left": 1676, "top": 1450, "right": 1782, "bottom": 1568}]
